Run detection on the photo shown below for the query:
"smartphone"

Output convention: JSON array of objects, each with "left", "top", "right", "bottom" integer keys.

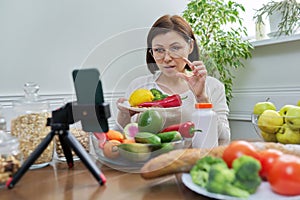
[{"left": 72, "top": 68, "right": 110, "bottom": 132}]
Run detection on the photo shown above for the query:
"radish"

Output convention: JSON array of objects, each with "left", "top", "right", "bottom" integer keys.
[{"left": 123, "top": 123, "right": 139, "bottom": 139}]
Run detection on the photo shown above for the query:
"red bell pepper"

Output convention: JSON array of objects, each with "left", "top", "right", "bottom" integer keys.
[
  {"left": 137, "top": 94, "right": 183, "bottom": 108},
  {"left": 161, "top": 121, "right": 201, "bottom": 138},
  {"left": 93, "top": 132, "right": 107, "bottom": 149}
]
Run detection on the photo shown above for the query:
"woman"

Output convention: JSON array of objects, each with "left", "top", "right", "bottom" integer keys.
[{"left": 116, "top": 14, "right": 230, "bottom": 145}]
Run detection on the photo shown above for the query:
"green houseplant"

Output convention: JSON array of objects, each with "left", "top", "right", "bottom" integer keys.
[
  {"left": 182, "top": 0, "right": 253, "bottom": 104},
  {"left": 253, "top": 0, "right": 300, "bottom": 37}
]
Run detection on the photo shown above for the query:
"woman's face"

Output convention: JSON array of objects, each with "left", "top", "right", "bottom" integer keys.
[{"left": 151, "top": 31, "right": 193, "bottom": 77}]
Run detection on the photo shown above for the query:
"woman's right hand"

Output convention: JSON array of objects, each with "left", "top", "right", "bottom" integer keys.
[
  {"left": 117, "top": 97, "right": 128, "bottom": 112},
  {"left": 116, "top": 97, "right": 138, "bottom": 117},
  {"left": 177, "top": 57, "right": 210, "bottom": 103}
]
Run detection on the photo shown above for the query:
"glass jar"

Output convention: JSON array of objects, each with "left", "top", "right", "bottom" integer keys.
[
  {"left": 0, "top": 131, "right": 22, "bottom": 188},
  {"left": 11, "top": 82, "right": 53, "bottom": 169},
  {"left": 0, "top": 104, "right": 7, "bottom": 132}
]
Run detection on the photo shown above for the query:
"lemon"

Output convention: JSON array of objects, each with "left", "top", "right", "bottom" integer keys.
[{"left": 129, "top": 88, "right": 154, "bottom": 107}]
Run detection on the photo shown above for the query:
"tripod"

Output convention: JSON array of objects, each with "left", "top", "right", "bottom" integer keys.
[{"left": 6, "top": 102, "right": 111, "bottom": 189}]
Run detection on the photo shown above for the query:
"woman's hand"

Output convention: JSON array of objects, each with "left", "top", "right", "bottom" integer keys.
[
  {"left": 117, "top": 97, "right": 128, "bottom": 112},
  {"left": 116, "top": 97, "right": 139, "bottom": 128},
  {"left": 116, "top": 97, "right": 138, "bottom": 117},
  {"left": 176, "top": 57, "right": 209, "bottom": 103}
]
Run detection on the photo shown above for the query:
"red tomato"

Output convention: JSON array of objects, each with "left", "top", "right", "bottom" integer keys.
[
  {"left": 259, "top": 149, "right": 283, "bottom": 180},
  {"left": 268, "top": 154, "right": 300, "bottom": 196},
  {"left": 222, "top": 140, "right": 260, "bottom": 168}
]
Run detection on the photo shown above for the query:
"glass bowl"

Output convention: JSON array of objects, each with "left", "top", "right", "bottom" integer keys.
[
  {"left": 91, "top": 134, "right": 185, "bottom": 172},
  {"left": 251, "top": 113, "right": 300, "bottom": 144}
]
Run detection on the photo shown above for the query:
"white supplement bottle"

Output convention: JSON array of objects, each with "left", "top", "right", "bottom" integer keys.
[{"left": 191, "top": 103, "right": 218, "bottom": 149}]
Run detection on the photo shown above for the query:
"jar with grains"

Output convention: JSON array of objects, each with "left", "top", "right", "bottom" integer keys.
[
  {"left": 11, "top": 82, "right": 53, "bottom": 169},
  {"left": 54, "top": 126, "right": 90, "bottom": 161},
  {"left": 0, "top": 131, "right": 22, "bottom": 188}
]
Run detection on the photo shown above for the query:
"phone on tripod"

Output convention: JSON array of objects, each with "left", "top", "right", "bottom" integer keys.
[
  {"left": 6, "top": 68, "right": 109, "bottom": 189},
  {"left": 72, "top": 68, "right": 109, "bottom": 133}
]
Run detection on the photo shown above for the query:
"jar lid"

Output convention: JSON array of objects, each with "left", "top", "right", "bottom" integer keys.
[
  {"left": 13, "top": 82, "right": 49, "bottom": 114},
  {"left": 195, "top": 103, "right": 213, "bottom": 109}
]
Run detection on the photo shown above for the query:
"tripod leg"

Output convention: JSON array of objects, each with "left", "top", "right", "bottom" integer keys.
[
  {"left": 6, "top": 130, "right": 56, "bottom": 189},
  {"left": 58, "top": 133, "right": 74, "bottom": 168},
  {"left": 64, "top": 131, "right": 106, "bottom": 185}
]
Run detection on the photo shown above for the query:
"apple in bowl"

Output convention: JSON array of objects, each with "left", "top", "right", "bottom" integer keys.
[{"left": 252, "top": 101, "right": 300, "bottom": 144}]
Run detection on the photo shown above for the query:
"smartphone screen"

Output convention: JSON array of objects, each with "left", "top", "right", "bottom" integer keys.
[{"left": 72, "top": 68, "right": 109, "bottom": 132}]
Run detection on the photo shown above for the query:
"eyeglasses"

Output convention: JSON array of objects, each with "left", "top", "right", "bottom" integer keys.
[{"left": 149, "top": 45, "right": 188, "bottom": 60}]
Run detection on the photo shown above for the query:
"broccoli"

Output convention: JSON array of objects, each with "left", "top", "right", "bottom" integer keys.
[
  {"left": 190, "top": 156, "right": 226, "bottom": 187},
  {"left": 232, "top": 155, "right": 262, "bottom": 194},
  {"left": 190, "top": 156, "right": 263, "bottom": 198},
  {"left": 205, "top": 164, "right": 250, "bottom": 198}
]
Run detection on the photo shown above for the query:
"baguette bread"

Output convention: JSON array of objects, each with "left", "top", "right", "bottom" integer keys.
[{"left": 140, "top": 142, "right": 300, "bottom": 179}]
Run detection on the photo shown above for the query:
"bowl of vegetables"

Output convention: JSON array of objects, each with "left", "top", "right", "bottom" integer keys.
[{"left": 91, "top": 129, "right": 185, "bottom": 172}]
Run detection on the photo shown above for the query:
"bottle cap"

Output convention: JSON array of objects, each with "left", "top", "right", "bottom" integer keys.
[{"left": 195, "top": 103, "right": 213, "bottom": 109}]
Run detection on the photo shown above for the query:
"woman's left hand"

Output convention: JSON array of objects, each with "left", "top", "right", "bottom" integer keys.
[{"left": 176, "top": 57, "right": 209, "bottom": 103}]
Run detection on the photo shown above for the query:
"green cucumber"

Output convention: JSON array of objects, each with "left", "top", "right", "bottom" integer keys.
[
  {"left": 150, "top": 142, "right": 174, "bottom": 152},
  {"left": 134, "top": 132, "right": 161, "bottom": 144},
  {"left": 118, "top": 143, "right": 150, "bottom": 153},
  {"left": 156, "top": 131, "right": 182, "bottom": 143},
  {"left": 150, "top": 143, "right": 175, "bottom": 157},
  {"left": 118, "top": 143, "right": 151, "bottom": 162}
]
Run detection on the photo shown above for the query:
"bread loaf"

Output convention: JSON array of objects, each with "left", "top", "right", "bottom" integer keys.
[{"left": 140, "top": 142, "right": 300, "bottom": 179}]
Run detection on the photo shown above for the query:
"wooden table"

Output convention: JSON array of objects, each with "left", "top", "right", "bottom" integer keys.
[{"left": 0, "top": 159, "right": 211, "bottom": 200}]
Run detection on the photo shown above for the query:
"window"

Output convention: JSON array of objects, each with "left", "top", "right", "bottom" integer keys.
[{"left": 234, "top": 0, "right": 271, "bottom": 41}]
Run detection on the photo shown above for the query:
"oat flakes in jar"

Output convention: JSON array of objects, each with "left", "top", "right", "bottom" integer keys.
[
  {"left": 11, "top": 82, "right": 53, "bottom": 169},
  {"left": 0, "top": 131, "right": 22, "bottom": 188}
]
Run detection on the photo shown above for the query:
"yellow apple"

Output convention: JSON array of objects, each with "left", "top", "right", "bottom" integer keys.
[
  {"left": 260, "top": 130, "right": 277, "bottom": 142},
  {"left": 257, "top": 110, "right": 283, "bottom": 134},
  {"left": 253, "top": 101, "right": 276, "bottom": 115},
  {"left": 297, "top": 100, "right": 300, "bottom": 107},
  {"left": 276, "top": 124, "right": 300, "bottom": 144},
  {"left": 285, "top": 106, "right": 300, "bottom": 130},
  {"left": 279, "top": 104, "right": 297, "bottom": 123},
  {"left": 279, "top": 104, "right": 296, "bottom": 116}
]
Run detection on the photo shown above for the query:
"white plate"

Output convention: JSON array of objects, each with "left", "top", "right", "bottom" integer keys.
[
  {"left": 118, "top": 101, "right": 181, "bottom": 112},
  {"left": 181, "top": 173, "right": 300, "bottom": 200}
]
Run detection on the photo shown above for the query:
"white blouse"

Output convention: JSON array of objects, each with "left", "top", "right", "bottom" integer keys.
[{"left": 119, "top": 71, "right": 231, "bottom": 145}]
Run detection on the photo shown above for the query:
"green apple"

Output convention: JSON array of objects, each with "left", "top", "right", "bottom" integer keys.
[
  {"left": 297, "top": 100, "right": 300, "bottom": 107},
  {"left": 279, "top": 104, "right": 296, "bottom": 123},
  {"left": 253, "top": 101, "right": 276, "bottom": 115},
  {"left": 260, "top": 130, "right": 277, "bottom": 142},
  {"left": 279, "top": 105, "right": 296, "bottom": 116},
  {"left": 257, "top": 110, "right": 283, "bottom": 134},
  {"left": 276, "top": 124, "right": 300, "bottom": 144},
  {"left": 285, "top": 106, "right": 300, "bottom": 130}
]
